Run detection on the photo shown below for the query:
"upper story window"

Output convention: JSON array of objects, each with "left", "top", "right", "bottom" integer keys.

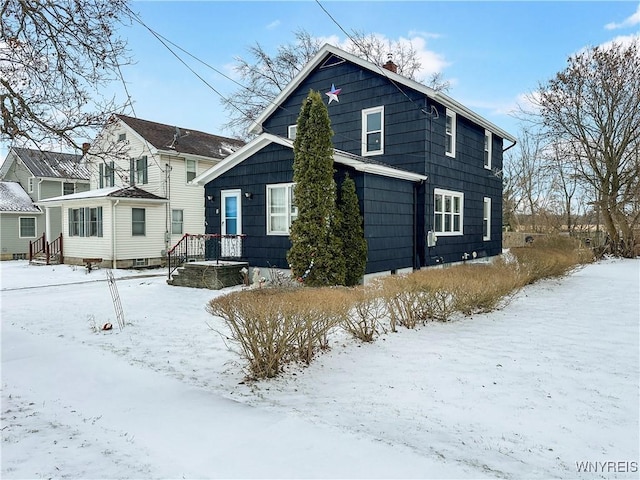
[
  {"left": 483, "top": 197, "right": 491, "bottom": 241},
  {"left": 28, "top": 177, "right": 34, "bottom": 193},
  {"left": 186, "top": 159, "right": 197, "bottom": 183},
  {"left": 63, "top": 183, "right": 75, "bottom": 195},
  {"left": 19, "top": 217, "right": 36, "bottom": 238},
  {"left": 362, "top": 106, "right": 384, "bottom": 156},
  {"left": 132, "top": 208, "right": 146, "bottom": 236},
  {"left": 288, "top": 125, "right": 297, "bottom": 140},
  {"left": 118, "top": 133, "right": 126, "bottom": 142},
  {"left": 445, "top": 109, "right": 456, "bottom": 158},
  {"left": 99, "top": 161, "right": 115, "bottom": 188},
  {"left": 266, "top": 183, "right": 298, "bottom": 235},
  {"left": 434, "top": 188, "right": 463, "bottom": 236},
  {"left": 133, "top": 156, "right": 148, "bottom": 185},
  {"left": 484, "top": 130, "right": 492, "bottom": 169}
]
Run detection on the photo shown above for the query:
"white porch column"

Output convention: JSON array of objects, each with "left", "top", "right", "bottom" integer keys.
[{"left": 45, "top": 206, "right": 52, "bottom": 241}]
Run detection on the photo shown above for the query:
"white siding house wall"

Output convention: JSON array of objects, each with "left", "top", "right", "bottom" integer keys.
[
  {"left": 61, "top": 201, "right": 113, "bottom": 261},
  {"left": 114, "top": 203, "right": 166, "bottom": 261}
]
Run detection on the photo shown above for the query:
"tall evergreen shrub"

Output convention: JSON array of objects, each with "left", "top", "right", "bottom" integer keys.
[
  {"left": 287, "top": 90, "right": 345, "bottom": 286},
  {"left": 338, "top": 173, "right": 367, "bottom": 286}
]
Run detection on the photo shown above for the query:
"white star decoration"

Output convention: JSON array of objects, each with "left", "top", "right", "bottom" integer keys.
[{"left": 325, "top": 84, "right": 342, "bottom": 104}]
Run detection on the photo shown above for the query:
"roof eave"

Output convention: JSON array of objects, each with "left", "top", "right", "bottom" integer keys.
[{"left": 248, "top": 44, "right": 517, "bottom": 143}]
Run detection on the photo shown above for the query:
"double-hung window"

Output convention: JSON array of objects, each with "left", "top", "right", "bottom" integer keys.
[
  {"left": 434, "top": 188, "right": 463, "bottom": 236},
  {"left": 136, "top": 156, "right": 148, "bottom": 185},
  {"left": 484, "top": 130, "right": 492, "bottom": 169},
  {"left": 186, "top": 159, "right": 197, "bottom": 183},
  {"left": 171, "top": 209, "right": 183, "bottom": 235},
  {"left": 132, "top": 208, "right": 146, "bottom": 236},
  {"left": 99, "top": 161, "right": 115, "bottom": 188},
  {"left": 19, "top": 217, "right": 36, "bottom": 238},
  {"left": 483, "top": 197, "right": 491, "bottom": 241},
  {"left": 266, "top": 183, "right": 297, "bottom": 235},
  {"left": 362, "top": 106, "right": 384, "bottom": 156},
  {"left": 68, "top": 207, "right": 103, "bottom": 237},
  {"left": 288, "top": 125, "right": 297, "bottom": 140},
  {"left": 445, "top": 109, "right": 456, "bottom": 157}
]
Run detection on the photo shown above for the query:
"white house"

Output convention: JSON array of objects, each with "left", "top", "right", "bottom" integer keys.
[{"left": 38, "top": 114, "right": 245, "bottom": 268}]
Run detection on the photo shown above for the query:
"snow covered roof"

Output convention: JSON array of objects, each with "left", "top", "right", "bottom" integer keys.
[
  {"left": 0, "top": 181, "right": 41, "bottom": 213},
  {"left": 115, "top": 115, "right": 245, "bottom": 159},
  {"left": 5, "top": 147, "right": 90, "bottom": 180},
  {"left": 38, "top": 186, "right": 167, "bottom": 205}
]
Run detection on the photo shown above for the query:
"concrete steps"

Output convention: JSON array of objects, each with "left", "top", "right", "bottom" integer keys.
[{"left": 167, "top": 261, "right": 249, "bottom": 290}]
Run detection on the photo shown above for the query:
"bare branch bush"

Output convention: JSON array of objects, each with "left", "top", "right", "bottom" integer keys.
[{"left": 340, "top": 285, "right": 387, "bottom": 342}]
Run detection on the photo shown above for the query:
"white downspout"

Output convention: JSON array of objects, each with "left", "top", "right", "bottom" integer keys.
[{"left": 111, "top": 199, "right": 120, "bottom": 269}]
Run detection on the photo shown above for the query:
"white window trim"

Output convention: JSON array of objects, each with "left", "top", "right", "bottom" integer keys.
[
  {"left": 484, "top": 130, "right": 492, "bottom": 170},
  {"left": 362, "top": 106, "right": 384, "bottom": 157},
  {"left": 288, "top": 125, "right": 297, "bottom": 140},
  {"left": 132, "top": 208, "right": 146, "bottom": 236},
  {"left": 266, "top": 183, "right": 297, "bottom": 235},
  {"left": 445, "top": 108, "right": 456, "bottom": 158},
  {"left": 434, "top": 188, "right": 464, "bottom": 236},
  {"left": 171, "top": 209, "right": 184, "bottom": 235},
  {"left": 18, "top": 216, "right": 37, "bottom": 238},
  {"left": 483, "top": 197, "right": 491, "bottom": 241},
  {"left": 186, "top": 159, "right": 197, "bottom": 184}
]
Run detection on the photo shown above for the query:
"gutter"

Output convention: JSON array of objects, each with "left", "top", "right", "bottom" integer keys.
[{"left": 111, "top": 199, "right": 120, "bottom": 269}]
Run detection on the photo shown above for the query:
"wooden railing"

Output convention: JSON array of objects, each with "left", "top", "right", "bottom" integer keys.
[
  {"left": 167, "top": 233, "right": 246, "bottom": 278},
  {"left": 29, "top": 232, "right": 46, "bottom": 261},
  {"left": 29, "top": 233, "right": 63, "bottom": 265}
]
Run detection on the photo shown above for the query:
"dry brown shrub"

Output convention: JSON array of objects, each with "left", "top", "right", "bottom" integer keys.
[
  {"left": 380, "top": 274, "right": 432, "bottom": 329},
  {"left": 341, "top": 285, "right": 387, "bottom": 342},
  {"left": 206, "top": 287, "right": 348, "bottom": 379},
  {"left": 510, "top": 235, "right": 593, "bottom": 284},
  {"left": 448, "top": 260, "right": 524, "bottom": 315}
]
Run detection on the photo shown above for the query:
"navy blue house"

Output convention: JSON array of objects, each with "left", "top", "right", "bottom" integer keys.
[{"left": 195, "top": 44, "right": 516, "bottom": 278}]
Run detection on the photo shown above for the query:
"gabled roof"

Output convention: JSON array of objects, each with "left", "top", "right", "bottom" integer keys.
[
  {"left": 194, "top": 133, "right": 427, "bottom": 185},
  {"left": 37, "top": 185, "right": 167, "bottom": 205},
  {"left": 115, "top": 114, "right": 245, "bottom": 159},
  {"left": 0, "top": 181, "right": 41, "bottom": 213},
  {"left": 2, "top": 147, "right": 89, "bottom": 180},
  {"left": 248, "top": 44, "right": 517, "bottom": 144}
]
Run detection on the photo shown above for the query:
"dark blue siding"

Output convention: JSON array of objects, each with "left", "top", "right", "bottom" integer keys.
[
  {"left": 216, "top": 52, "right": 508, "bottom": 271},
  {"left": 205, "top": 148, "right": 419, "bottom": 274}
]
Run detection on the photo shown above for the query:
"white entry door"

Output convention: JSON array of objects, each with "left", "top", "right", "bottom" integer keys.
[{"left": 221, "top": 189, "right": 242, "bottom": 257}]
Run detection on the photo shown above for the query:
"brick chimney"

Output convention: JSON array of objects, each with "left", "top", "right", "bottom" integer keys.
[
  {"left": 382, "top": 53, "right": 397, "bottom": 73},
  {"left": 82, "top": 142, "right": 90, "bottom": 155}
]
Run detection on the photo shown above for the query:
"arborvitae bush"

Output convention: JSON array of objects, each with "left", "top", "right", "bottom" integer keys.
[
  {"left": 287, "top": 90, "right": 345, "bottom": 286},
  {"left": 338, "top": 174, "right": 367, "bottom": 286}
]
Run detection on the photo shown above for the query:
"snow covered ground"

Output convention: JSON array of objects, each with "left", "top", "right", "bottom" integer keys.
[{"left": 1, "top": 258, "right": 639, "bottom": 479}]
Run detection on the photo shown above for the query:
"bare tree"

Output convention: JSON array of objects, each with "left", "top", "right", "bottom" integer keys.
[
  {"left": 503, "top": 127, "right": 553, "bottom": 232},
  {"left": 222, "top": 29, "right": 447, "bottom": 139},
  {"left": 1, "top": 0, "right": 132, "bottom": 151},
  {"left": 533, "top": 39, "right": 640, "bottom": 257}
]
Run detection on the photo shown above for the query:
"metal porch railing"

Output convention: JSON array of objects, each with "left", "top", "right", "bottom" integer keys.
[{"left": 167, "top": 233, "right": 246, "bottom": 278}]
